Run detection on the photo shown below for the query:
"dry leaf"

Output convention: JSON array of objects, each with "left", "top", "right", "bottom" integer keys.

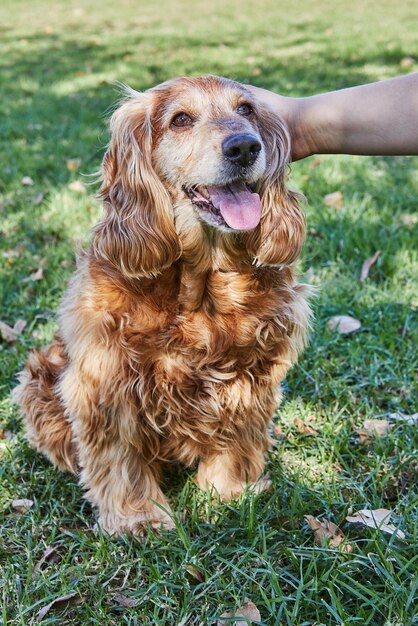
[
  {"left": 294, "top": 417, "right": 318, "bottom": 435},
  {"left": 37, "top": 592, "right": 82, "bottom": 619},
  {"left": 113, "top": 592, "right": 139, "bottom": 608},
  {"left": 400, "top": 213, "right": 418, "bottom": 226},
  {"left": 360, "top": 251, "right": 381, "bottom": 281},
  {"left": 324, "top": 191, "right": 343, "bottom": 209},
  {"left": 389, "top": 412, "right": 418, "bottom": 425},
  {"left": 12, "top": 498, "right": 34, "bottom": 512},
  {"left": 0, "top": 321, "right": 19, "bottom": 343},
  {"left": 66, "top": 158, "right": 81, "bottom": 172},
  {"left": 305, "top": 515, "right": 352, "bottom": 551},
  {"left": 68, "top": 180, "right": 86, "bottom": 193},
  {"left": 363, "top": 419, "right": 390, "bottom": 437},
  {"left": 218, "top": 598, "right": 261, "bottom": 625},
  {"left": 400, "top": 56, "right": 415, "bottom": 68},
  {"left": 30, "top": 268, "right": 44, "bottom": 281},
  {"left": 327, "top": 315, "right": 361, "bottom": 334},
  {"left": 32, "top": 192, "right": 45, "bottom": 206},
  {"left": 273, "top": 423, "right": 285, "bottom": 438},
  {"left": 183, "top": 564, "right": 205, "bottom": 582},
  {"left": 13, "top": 319, "right": 27, "bottom": 334},
  {"left": 346, "top": 509, "right": 405, "bottom": 540},
  {"left": 32, "top": 546, "right": 60, "bottom": 576},
  {"left": 21, "top": 176, "right": 34, "bottom": 186}
]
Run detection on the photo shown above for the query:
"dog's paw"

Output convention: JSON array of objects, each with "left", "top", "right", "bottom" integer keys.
[{"left": 98, "top": 505, "right": 175, "bottom": 537}]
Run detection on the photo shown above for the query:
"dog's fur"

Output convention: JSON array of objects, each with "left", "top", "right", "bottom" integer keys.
[{"left": 14, "top": 76, "right": 311, "bottom": 535}]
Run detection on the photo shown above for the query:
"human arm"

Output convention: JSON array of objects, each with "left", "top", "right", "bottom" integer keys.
[{"left": 250, "top": 73, "right": 418, "bottom": 161}]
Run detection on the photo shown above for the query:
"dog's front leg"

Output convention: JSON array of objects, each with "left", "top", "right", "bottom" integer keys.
[{"left": 59, "top": 366, "right": 173, "bottom": 536}]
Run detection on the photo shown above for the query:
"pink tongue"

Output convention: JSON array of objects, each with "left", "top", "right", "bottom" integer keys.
[{"left": 207, "top": 182, "right": 261, "bottom": 231}]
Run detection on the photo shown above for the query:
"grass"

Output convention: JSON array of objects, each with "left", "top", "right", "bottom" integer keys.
[{"left": 0, "top": 0, "right": 417, "bottom": 624}]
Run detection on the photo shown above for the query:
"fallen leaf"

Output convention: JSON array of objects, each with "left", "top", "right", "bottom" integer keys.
[
  {"left": 113, "top": 592, "right": 139, "bottom": 608},
  {"left": 30, "top": 268, "right": 44, "bottom": 281},
  {"left": 324, "top": 190, "right": 343, "bottom": 209},
  {"left": 217, "top": 598, "right": 261, "bottom": 625},
  {"left": 13, "top": 319, "right": 27, "bottom": 334},
  {"left": 400, "top": 56, "right": 415, "bottom": 68},
  {"left": 362, "top": 419, "right": 390, "bottom": 437},
  {"left": 12, "top": 498, "right": 34, "bottom": 512},
  {"left": 309, "top": 157, "right": 322, "bottom": 169},
  {"left": 32, "top": 546, "right": 60, "bottom": 577},
  {"left": 305, "top": 515, "right": 352, "bottom": 551},
  {"left": 389, "top": 412, "right": 418, "bottom": 426},
  {"left": 400, "top": 213, "right": 418, "bottom": 226},
  {"left": 273, "top": 423, "right": 285, "bottom": 438},
  {"left": 327, "top": 315, "right": 361, "bottom": 334},
  {"left": 183, "top": 564, "right": 205, "bottom": 582},
  {"left": 68, "top": 180, "right": 86, "bottom": 193},
  {"left": 0, "top": 321, "right": 19, "bottom": 343},
  {"left": 21, "top": 176, "right": 34, "bottom": 186},
  {"left": 346, "top": 508, "right": 405, "bottom": 540},
  {"left": 66, "top": 158, "right": 81, "bottom": 172},
  {"left": 360, "top": 250, "right": 381, "bottom": 282},
  {"left": 32, "top": 192, "right": 45, "bottom": 205},
  {"left": 294, "top": 417, "right": 318, "bottom": 435},
  {"left": 37, "top": 592, "right": 82, "bottom": 619}
]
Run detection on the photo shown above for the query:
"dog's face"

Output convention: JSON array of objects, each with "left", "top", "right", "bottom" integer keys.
[
  {"left": 152, "top": 77, "right": 267, "bottom": 232},
  {"left": 96, "top": 76, "right": 304, "bottom": 278}
]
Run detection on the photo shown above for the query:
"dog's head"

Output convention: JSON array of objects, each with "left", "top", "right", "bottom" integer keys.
[{"left": 95, "top": 75, "right": 305, "bottom": 277}]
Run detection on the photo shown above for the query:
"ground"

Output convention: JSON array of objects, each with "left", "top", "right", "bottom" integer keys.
[{"left": 0, "top": 0, "right": 417, "bottom": 624}]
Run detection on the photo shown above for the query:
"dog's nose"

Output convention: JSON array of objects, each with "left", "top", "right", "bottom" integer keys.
[{"left": 222, "top": 133, "right": 262, "bottom": 167}]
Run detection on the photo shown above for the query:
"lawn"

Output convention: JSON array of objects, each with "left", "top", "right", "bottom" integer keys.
[{"left": 0, "top": 0, "right": 417, "bottom": 624}]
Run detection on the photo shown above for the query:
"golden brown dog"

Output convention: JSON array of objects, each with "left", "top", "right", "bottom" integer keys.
[{"left": 14, "top": 76, "right": 311, "bottom": 535}]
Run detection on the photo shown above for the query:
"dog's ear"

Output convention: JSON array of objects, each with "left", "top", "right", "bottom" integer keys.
[
  {"left": 247, "top": 103, "right": 306, "bottom": 266},
  {"left": 93, "top": 91, "right": 180, "bottom": 278}
]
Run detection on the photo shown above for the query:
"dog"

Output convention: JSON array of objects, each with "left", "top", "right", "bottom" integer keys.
[{"left": 14, "top": 75, "right": 311, "bottom": 535}]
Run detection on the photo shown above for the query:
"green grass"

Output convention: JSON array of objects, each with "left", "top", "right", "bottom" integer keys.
[{"left": 1, "top": 0, "right": 417, "bottom": 624}]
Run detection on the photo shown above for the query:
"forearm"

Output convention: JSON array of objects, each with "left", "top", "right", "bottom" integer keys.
[
  {"left": 297, "top": 73, "right": 418, "bottom": 158},
  {"left": 252, "top": 74, "right": 418, "bottom": 160}
]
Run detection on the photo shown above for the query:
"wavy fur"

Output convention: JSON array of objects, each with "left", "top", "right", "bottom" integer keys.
[{"left": 14, "top": 76, "right": 311, "bottom": 535}]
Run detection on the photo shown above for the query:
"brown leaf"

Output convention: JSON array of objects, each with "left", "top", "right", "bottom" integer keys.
[
  {"left": 21, "top": 176, "right": 34, "bottom": 186},
  {"left": 327, "top": 315, "right": 361, "bottom": 334},
  {"left": 12, "top": 498, "right": 34, "bottom": 512},
  {"left": 363, "top": 419, "right": 390, "bottom": 437},
  {"left": 37, "top": 592, "right": 82, "bottom": 619},
  {"left": 68, "top": 180, "right": 86, "bottom": 193},
  {"left": 30, "top": 268, "right": 44, "bottom": 281},
  {"left": 0, "top": 321, "right": 19, "bottom": 343},
  {"left": 305, "top": 515, "right": 352, "bottom": 552},
  {"left": 183, "top": 564, "right": 205, "bottom": 582},
  {"left": 218, "top": 598, "right": 261, "bottom": 625},
  {"left": 400, "top": 56, "right": 415, "bottom": 68},
  {"left": 273, "top": 423, "right": 285, "bottom": 438},
  {"left": 360, "top": 251, "right": 381, "bottom": 281},
  {"left": 324, "top": 190, "right": 343, "bottom": 209},
  {"left": 66, "top": 158, "right": 81, "bottom": 172},
  {"left": 113, "top": 592, "right": 139, "bottom": 608},
  {"left": 346, "top": 508, "right": 405, "bottom": 540},
  {"left": 294, "top": 417, "right": 319, "bottom": 435},
  {"left": 32, "top": 546, "right": 60, "bottom": 577}
]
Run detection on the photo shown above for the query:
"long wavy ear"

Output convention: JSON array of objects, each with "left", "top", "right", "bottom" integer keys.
[
  {"left": 246, "top": 103, "right": 306, "bottom": 266},
  {"left": 92, "top": 89, "right": 180, "bottom": 278}
]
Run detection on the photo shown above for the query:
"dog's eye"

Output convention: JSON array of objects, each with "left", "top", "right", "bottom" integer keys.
[
  {"left": 171, "top": 112, "right": 193, "bottom": 128},
  {"left": 237, "top": 103, "right": 254, "bottom": 118}
]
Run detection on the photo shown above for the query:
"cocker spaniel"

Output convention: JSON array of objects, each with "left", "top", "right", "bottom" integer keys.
[{"left": 14, "top": 76, "right": 311, "bottom": 535}]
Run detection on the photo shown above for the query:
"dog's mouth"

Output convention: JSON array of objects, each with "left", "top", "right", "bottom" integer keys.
[{"left": 184, "top": 181, "right": 261, "bottom": 231}]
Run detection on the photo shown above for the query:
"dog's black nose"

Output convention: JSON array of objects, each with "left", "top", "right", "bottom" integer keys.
[{"left": 222, "top": 133, "right": 262, "bottom": 167}]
